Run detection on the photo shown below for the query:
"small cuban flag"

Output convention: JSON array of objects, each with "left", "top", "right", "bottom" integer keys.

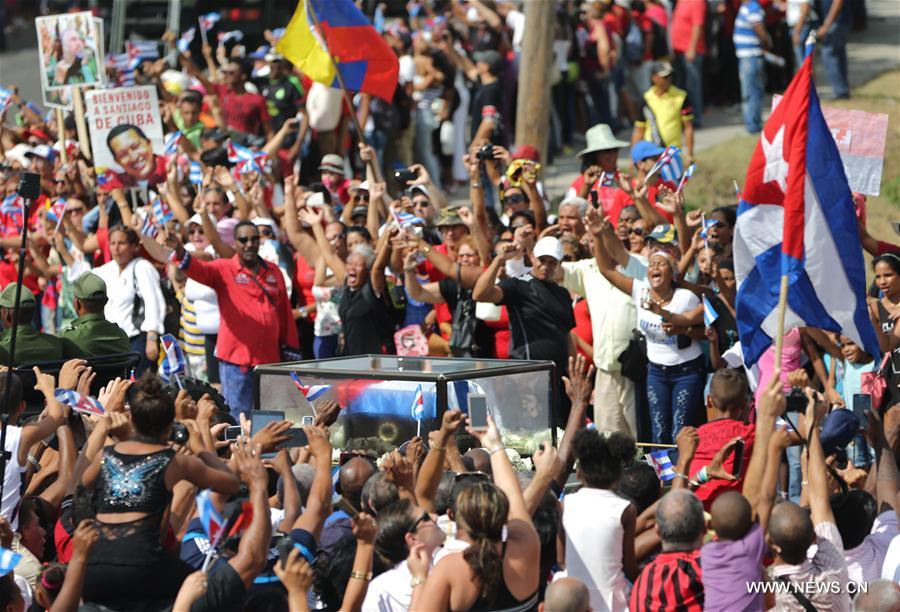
[
  {"left": 198, "top": 11, "right": 221, "bottom": 33},
  {"left": 159, "top": 333, "right": 187, "bottom": 384},
  {"left": 53, "top": 389, "right": 105, "bottom": 416},
  {"left": 0, "top": 547, "right": 22, "bottom": 577},
  {"left": 699, "top": 219, "right": 719, "bottom": 241},
  {"left": 597, "top": 171, "right": 618, "bottom": 188},
  {"left": 151, "top": 197, "right": 174, "bottom": 225},
  {"left": 411, "top": 384, "right": 425, "bottom": 436},
  {"left": 196, "top": 489, "right": 224, "bottom": 546},
  {"left": 676, "top": 163, "right": 696, "bottom": 194},
  {"left": 390, "top": 208, "right": 424, "bottom": 227},
  {"left": 126, "top": 39, "right": 160, "bottom": 61},
  {"left": 164, "top": 131, "right": 182, "bottom": 157},
  {"left": 646, "top": 146, "right": 683, "bottom": 183},
  {"left": 290, "top": 372, "right": 331, "bottom": 402},
  {"left": 140, "top": 214, "right": 158, "bottom": 238},
  {"left": 645, "top": 449, "right": 676, "bottom": 482},
  {"left": 217, "top": 30, "right": 243, "bottom": 45},
  {"left": 0, "top": 87, "right": 12, "bottom": 114},
  {"left": 703, "top": 294, "right": 719, "bottom": 328},
  {"left": 177, "top": 28, "right": 196, "bottom": 54},
  {"left": 189, "top": 161, "right": 203, "bottom": 186}
]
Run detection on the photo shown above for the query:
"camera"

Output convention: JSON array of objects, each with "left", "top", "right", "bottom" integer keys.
[
  {"left": 475, "top": 144, "right": 495, "bottom": 162},
  {"left": 393, "top": 168, "right": 417, "bottom": 184},
  {"left": 171, "top": 422, "right": 189, "bottom": 445},
  {"left": 785, "top": 387, "right": 808, "bottom": 413}
]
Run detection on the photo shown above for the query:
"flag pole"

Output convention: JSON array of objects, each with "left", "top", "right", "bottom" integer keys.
[
  {"left": 306, "top": 0, "right": 385, "bottom": 184},
  {"left": 774, "top": 275, "right": 790, "bottom": 367}
]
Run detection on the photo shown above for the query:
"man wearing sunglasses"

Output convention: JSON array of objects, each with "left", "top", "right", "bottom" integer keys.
[{"left": 170, "top": 221, "right": 298, "bottom": 418}]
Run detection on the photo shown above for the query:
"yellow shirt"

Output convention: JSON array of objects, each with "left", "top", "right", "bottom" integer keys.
[{"left": 636, "top": 85, "right": 693, "bottom": 149}]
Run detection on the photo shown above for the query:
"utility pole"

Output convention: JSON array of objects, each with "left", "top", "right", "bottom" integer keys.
[{"left": 515, "top": 0, "right": 556, "bottom": 162}]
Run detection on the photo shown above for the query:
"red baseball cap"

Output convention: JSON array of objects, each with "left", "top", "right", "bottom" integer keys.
[{"left": 511, "top": 144, "right": 540, "bottom": 162}]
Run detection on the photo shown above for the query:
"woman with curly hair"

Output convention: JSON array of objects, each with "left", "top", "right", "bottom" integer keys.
[
  {"left": 562, "top": 428, "right": 640, "bottom": 611},
  {"left": 408, "top": 415, "right": 540, "bottom": 611}
]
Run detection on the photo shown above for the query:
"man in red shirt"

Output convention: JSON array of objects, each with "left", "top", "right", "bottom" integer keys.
[
  {"left": 688, "top": 368, "right": 755, "bottom": 510},
  {"left": 670, "top": 0, "right": 707, "bottom": 128},
  {"left": 214, "top": 61, "right": 272, "bottom": 138},
  {"left": 171, "top": 221, "right": 297, "bottom": 418}
]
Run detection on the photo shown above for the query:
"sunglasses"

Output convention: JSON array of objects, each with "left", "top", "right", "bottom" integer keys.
[
  {"left": 236, "top": 236, "right": 260, "bottom": 244},
  {"left": 412, "top": 200, "right": 430, "bottom": 208},
  {"left": 453, "top": 471, "right": 491, "bottom": 484},
  {"left": 355, "top": 193, "right": 370, "bottom": 202},
  {"left": 259, "top": 228, "right": 274, "bottom": 237},
  {"left": 68, "top": 207, "right": 85, "bottom": 214},
  {"left": 407, "top": 511, "right": 433, "bottom": 534},
  {"left": 630, "top": 227, "right": 646, "bottom": 236},
  {"left": 505, "top": 194, "right": 526, "bottom": 204},
  {"left": 188, "top": 226, "right": 204, "bottom": 235}
]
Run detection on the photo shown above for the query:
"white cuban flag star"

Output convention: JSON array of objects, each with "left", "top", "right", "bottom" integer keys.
[{"left": 762, "top": 125, "right": 789, "bottom": 193}]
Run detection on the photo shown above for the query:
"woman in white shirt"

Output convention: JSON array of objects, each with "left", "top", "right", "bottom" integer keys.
[
  {"left": 562, "top": 428, "right": 638, "bottom": 612},
  {"left": 591, "top": 213, "right": 704, "bottom": 443},
  {"left": 94, "top": 226, "right": 166, "bottom": 375}
]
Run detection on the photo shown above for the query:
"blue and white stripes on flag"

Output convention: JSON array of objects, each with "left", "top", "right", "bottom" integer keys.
[
  {"left": 0, "top": 87, "right": 12, "bottom": 114},
  {"left": 159, "top": 333, "right": 187, "bottom": 382},
  {"left": 699, "top": 219, "right": 718, "bottom": 240},
  {"left": 53, "top": 389, "right": 105, "bottom": 415},
  {"left": 733, "top": 55, "right": 879, "bottom": 367},
  {"left": 645, "top": 146, "right": 683, "bottom": 183},
  {"left": 0, "top": 547, "right": 21, "bottom": 577},
  {"left": 196, "top": 489, "right": 224, "bottom": 546},
  {"left": 140, "top": 214, "right": 158, "bottom": 238},
  {"left": 645, "top": 450, "right": 676, "bottom": 482},
  {"left": 217, "top": 31, "right": 243, "bottom": 45},
  {"left": 177, "top": 28, "right": 196, "bottom": 54},
  {"left": 411, "top": 384, "right": 425, "bottom": 421},
  {"left": 189, "top": 162, "right": 203, "bottom": 186},
  {"left": 127, "top": 40, "right": 160, "bottom": 61},
  {"left": 677, "top": 163, "right": 696, "bottom": 193},
  {"left": 198, "top": 12, "right": 221, "bottom": 32},
  {"left": 164, "top": 132, "right": 182, "bottom": 157},
  {"left": 289, "top": 372, "right": 332, "bottom": 402},
  {"left": 151, "top": 197, "right": 174, "bottom": 224},
  {"left": 703, "top": 295, "right": 719, "bottom": 328},
  {"left": 391, "top": 209, "right": 424, "bottom": 227}
]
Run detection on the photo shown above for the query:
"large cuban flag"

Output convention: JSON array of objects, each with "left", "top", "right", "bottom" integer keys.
[{"left": 734, "top": 54, "right": 879, "bottom": 367}]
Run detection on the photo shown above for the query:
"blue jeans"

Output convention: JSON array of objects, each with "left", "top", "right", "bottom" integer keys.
[
  {"left": 819, "top": 22, "right": 850, "bottom": 98},
  {"left": 645, "top": 356, "right": 705, "bottom": 444},
  {"left": 792, "top": 24, "right": 812, "bottom": 71},
  {"left": 413, "top": 108, "right": 442, "bottom": 189},
  {"left": 738, "top": 55, "right": 765, "bottom": 133},
  {"left": 313, "top": 335, "right": 339, "bottom": 359},
  {"left": 786, "top": 445, "right": 802, "bottom": 503},
  {"left": 220, "top": 360, "right": 254, "bottom": 420},
  {"left": 675, "top": 53, "right": 704, "bottom": 127}
]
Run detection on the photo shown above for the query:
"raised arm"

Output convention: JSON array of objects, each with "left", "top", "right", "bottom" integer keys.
[
  {"left": 415, "top": 410, "right": 464, "bottom": 514},
  {"left": 802, "top": 389, "right": 834, "bottom": 526},
  {"left": 292, "top": 426, "right": 333, "bottom": 540},
  {"left": 555, "top": 355, "right": 595, "bottom": 487},
  {"left": 403, "top": 252, "right": 444, "bottom": 306},
  {"left": 584, "top": 207, "right": 635, "bottom": 296},
  {"left": 301, "top": 207, "right": 345, "bottom": 279},
  {"left": 370, "top": 226, "right": 394, "bottom": 297},
  {"left": 742, "top": 372, "right": 784, "bottom": 512},
  {"left": 472, "top": 248, "right": 510, "bottom": 304}
]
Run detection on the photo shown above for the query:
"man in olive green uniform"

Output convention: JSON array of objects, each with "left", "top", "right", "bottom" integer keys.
[
  {"left": 0, "top": 283, "right": 64, "bottom": 364},
  {"left": 60, "top": 272, "right": 130, "bottom": 358}
]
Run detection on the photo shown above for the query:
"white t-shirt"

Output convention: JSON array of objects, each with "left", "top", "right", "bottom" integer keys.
[
  {"left": 631, "top": 279, "right": 702, "bottom": 366},
  {"left": 1, "top": 426, "right": 24, "bottom": 530}
]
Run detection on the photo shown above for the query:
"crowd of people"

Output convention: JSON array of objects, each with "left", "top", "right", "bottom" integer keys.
[{"left": 0, "top": 0, "right": 895, "bottom": 609}]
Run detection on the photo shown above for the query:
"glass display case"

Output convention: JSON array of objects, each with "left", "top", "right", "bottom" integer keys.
[{"left": 254, "top": 356, "right": 557, "bottom": 456}]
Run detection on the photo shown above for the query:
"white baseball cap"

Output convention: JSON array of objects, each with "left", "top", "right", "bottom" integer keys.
[{"left": 533, "top": 236, "right": 563, "bottom": 261}]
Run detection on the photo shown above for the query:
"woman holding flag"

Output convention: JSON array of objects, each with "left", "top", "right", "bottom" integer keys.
[
  {"left": 80, "top": 374, "right": 239, "bottom": 610},
  {"left": 586, "top": 206, "right": 705, "bottom": 444}
]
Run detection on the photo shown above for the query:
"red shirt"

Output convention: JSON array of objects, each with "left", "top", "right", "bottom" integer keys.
[
  {"left": 876, "top": 240, "right": 900, "bottom": 257},
  {"left": 671, "top": 0, "right": 708, "bottom": 56},
  {"left": 631, "top": 549, "right": 704, "bottom": 612},
  {"left": 294, "top": 254, "right": 316, "bottom": 323},
  {"left": 568, "top": 177, "right": 673, "bottom": 227},
  {"left": 688, "top": 418, "right": 756, "bottom": 509},
  {"left": 214, "top": 84, "right": 271, "bottom": 136},
  {"left": 180, "top": 254, "right": 298, "bottom": 366},
  {"left": 573, "top": 298, "right": 593, "bottom": 361}
]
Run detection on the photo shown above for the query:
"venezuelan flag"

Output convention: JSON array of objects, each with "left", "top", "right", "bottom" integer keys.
[{"left": 277, "top": 0, "right": 399, "bottom": 101}]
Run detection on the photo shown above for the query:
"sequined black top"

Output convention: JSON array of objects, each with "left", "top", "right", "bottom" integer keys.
[{"left": 95, "top": 447, "right": 175, "bottom": 514}]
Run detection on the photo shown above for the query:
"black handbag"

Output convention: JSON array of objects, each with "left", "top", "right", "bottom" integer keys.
[
  {"left": 618, "top": 329, "right": 648, "bottom": 383},
  {"left": 448, "top": 269, "right": 479, "bottom": 358}
]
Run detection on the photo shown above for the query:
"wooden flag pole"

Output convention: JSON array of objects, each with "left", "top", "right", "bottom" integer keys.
[
  {"left": 71, "top": 88, "right": 92, "bottom": 160},
  {"left": 773, "top": 275, "right": 790, "bottom": 367},
  {"left": 306, "top": 0, "right": 384, "bottom": 184},
  {"left": 55, "top": 108, "right": 67, "bottom": 165}
]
